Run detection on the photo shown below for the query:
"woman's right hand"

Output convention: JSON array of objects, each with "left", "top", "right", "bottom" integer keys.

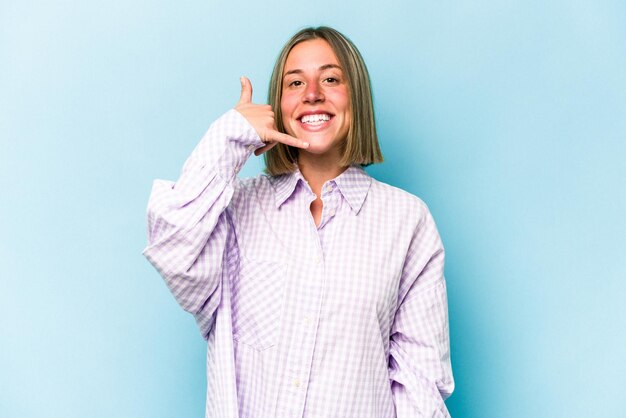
[{"left": 235, "top": 76, "right": 309, "bottom": 156}]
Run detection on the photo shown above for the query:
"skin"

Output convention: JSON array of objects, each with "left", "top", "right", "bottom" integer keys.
[
  {"left": 234, "top": 78, "right": 309, "bottom": 151},
  {"left": 280, "top": 39, "right": 351, "bottom": 169},
  {"left": 235, "top": 39, "right": 352, "bottom": 226}
]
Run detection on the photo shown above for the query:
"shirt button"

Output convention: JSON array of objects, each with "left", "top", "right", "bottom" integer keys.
[
  {"left": 293, "top": 378, "right": 301, "bottom": 388},
  {"left": 315, "top": 255, "right": 322, "bottom": 264},
  {"left": 247, "top": 144, "right": 255, "bottom": 152},
  {"left": 328, "top": 209, "right": 336, "bottom": 217},
  {"left": 303, "top": 316, "right": 312, "bottom": 325}
]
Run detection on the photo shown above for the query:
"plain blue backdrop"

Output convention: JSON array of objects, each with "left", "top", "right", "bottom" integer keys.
[{"left": 1, "top": 1, "right": 625, "bottom": 417}]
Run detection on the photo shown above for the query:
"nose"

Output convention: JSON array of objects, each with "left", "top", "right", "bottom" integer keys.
[{"left": 303, "top": 82, "right": 324, "bottom": 103}]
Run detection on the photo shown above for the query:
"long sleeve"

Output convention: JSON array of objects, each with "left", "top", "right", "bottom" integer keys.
[
  {"left": 389, "top": 207, "right": 454, "bottom": 417},
  {"left": 142, "top": 109, "right": 264, "bottom": 339}
]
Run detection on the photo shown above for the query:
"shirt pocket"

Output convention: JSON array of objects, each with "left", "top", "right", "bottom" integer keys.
[{"left": 231, "top": 256, "right": 286, "bottom": 351}]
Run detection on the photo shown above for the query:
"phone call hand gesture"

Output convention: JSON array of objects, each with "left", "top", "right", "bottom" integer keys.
[{"left": 235, "top": 77, "right": 309, "bottom": 156}]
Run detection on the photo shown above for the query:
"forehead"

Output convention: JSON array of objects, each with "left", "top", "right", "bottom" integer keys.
[{"left": 283, "top": 39, "right": 341, "bottom": 74}]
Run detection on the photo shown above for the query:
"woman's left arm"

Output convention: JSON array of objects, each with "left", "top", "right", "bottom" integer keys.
[{"left": 388, "top": 207, "right": 454, "bottom": 417}]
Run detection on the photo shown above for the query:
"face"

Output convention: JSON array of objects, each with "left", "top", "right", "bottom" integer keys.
[{"left": 281, "top": 39, "right": 351, "bottom": 158}]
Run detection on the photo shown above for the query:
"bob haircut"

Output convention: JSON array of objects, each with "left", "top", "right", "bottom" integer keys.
[{"left": 265, "top": 26, "right": 383, "bottom": 176}]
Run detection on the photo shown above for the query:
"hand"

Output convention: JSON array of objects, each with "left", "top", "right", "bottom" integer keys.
[{"left": 235, "top": 76, "right": 309, "bottom": 156}]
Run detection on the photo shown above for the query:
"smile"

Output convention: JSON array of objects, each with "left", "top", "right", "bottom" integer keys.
[{"left": 299, "top": 113, "right": 332, "bottom": 126}]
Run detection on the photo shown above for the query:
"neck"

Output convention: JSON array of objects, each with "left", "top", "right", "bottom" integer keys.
[{"left": 297, "top": 151, "right": 348, "bottom": 198}]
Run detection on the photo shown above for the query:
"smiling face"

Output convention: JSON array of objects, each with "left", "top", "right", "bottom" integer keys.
[{"left": 280, "top": 39, "right": 351, "bottom": 160}]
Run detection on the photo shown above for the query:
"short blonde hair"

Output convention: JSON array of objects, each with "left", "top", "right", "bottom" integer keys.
[{"left": 265, "top": 26, "right": 383, "bottom": 176}]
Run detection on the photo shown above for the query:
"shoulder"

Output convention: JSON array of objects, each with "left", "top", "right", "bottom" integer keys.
[
  {"left": 368, "top": 178, "right": 445, "bottom": 266},
  {"left": 237, "top": 173, "right": 273, "bottom": 190},
  {"left": 232, "top": 173, "right": 275, "bottom": 201},
  {"left": 367, "top": 177, "right": 432, "bottom": 223}
]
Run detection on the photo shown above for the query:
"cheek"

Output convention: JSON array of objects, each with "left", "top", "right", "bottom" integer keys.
[
  {"left": 338, "top": 95, "right": 351, "bottom": 121},
  {"left": 345, "top": 94, "right": 352, "bottom": 125},
  {"left": 280, "top": 94, "right": 296, "bottom": 116},
  {"left": 280, "top": 97, "right": 299, "bottom": 132},
  {"left": 281, "top": 114, "right": 291, "bottom": 133},
  {"left": 330, "top": 88, "right": 350, "bottom": 114},
  {"left": 280, "top": 101, "right": 293, "bottom": 133}
]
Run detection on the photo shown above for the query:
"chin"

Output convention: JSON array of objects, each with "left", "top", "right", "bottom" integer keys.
[
  {"left": 300, "top": 137, "right": 344, "bottom": 157},
  {"left": 301, "top": 144, "right": 331, "bottom": 155}
]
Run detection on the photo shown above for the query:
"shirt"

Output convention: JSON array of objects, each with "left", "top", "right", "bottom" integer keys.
[{"left": 143, "top": 109, "right": 454, "bottom": 417}]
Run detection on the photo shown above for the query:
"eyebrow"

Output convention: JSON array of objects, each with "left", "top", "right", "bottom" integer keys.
[{"left": 283, "top": 64, "right": 343, "bottom": 77}]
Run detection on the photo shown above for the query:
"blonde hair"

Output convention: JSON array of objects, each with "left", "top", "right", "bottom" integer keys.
[{"left": 265, "top": 26, "right": 383, "bottom": 176}]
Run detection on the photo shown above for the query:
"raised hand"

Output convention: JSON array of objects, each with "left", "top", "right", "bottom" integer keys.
[{"left": 235, "top": 76, "right": 309, "bottom": 156}]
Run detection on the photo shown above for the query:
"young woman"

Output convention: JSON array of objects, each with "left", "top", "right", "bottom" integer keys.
[{"left": 144, "top": 26, "right": 454, "bottom": 417}]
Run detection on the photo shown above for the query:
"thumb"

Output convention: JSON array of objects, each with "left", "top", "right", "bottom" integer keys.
[{"left": 238, "top": 76, "right": 253, "bottom": 104}]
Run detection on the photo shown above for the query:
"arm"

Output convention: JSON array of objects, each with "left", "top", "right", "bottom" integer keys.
[
  {"left": 143, "top": 108, "right": 263, "bottom": 339},
  {"left": 389, "top": 207, "right": 454, "bottom": 417},
  {"left": 143, "top": 78, "right": 308, "bottom": 339}
]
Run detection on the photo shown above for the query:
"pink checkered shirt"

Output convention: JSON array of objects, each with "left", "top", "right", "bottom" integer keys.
[{"left": 143, "top": 110, "right": 454, "bottom": 417}]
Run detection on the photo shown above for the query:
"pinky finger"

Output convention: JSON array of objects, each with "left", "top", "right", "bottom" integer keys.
[{"left": 254, "top": 142, "right": 277, "bottom": 156}]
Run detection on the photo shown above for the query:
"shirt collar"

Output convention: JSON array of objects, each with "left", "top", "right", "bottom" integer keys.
[
  {"left": 271, "top": 164, "right": 372, "bottom": 214},
  {"left": 333, "top": 165, "right": 372, "bottom": 214},
  {"left": 272, "top": 165, "right": 306, "bottom": 208}
]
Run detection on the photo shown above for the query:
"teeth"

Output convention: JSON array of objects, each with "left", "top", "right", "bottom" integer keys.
[{"left": 301, "top": 114, "right": 331, "bottom": 124}]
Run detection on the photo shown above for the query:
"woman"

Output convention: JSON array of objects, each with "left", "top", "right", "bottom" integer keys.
[{"left": 144, "top": 26, "right": 454, "bottom": 417}]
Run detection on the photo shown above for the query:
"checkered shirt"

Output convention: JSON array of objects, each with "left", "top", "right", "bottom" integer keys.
[{"left": 143, "top": 110, "right": 454, "bottom": 417}]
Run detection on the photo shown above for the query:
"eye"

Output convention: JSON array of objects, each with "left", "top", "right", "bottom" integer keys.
[
  {"left": 324, "top": 77, "right": 338, "bottom": 84},
  {"left": 288, "top": 80, "right": 303, "bottom": 87}
]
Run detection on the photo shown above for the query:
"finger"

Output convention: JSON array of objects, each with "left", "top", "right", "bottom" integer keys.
[
  {"left": 254, "top": 141, "right": 278, "bottom": 156},
  {"left": 267, "top": 129, "right": 309, "bottom": 149},
  {"left": 238, "top": 76, "right": 253, "bottom": 104}
]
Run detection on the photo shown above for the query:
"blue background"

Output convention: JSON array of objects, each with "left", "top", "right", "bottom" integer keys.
[{"left": 1, "top": 1, "right": 625, "bottom": 417}]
